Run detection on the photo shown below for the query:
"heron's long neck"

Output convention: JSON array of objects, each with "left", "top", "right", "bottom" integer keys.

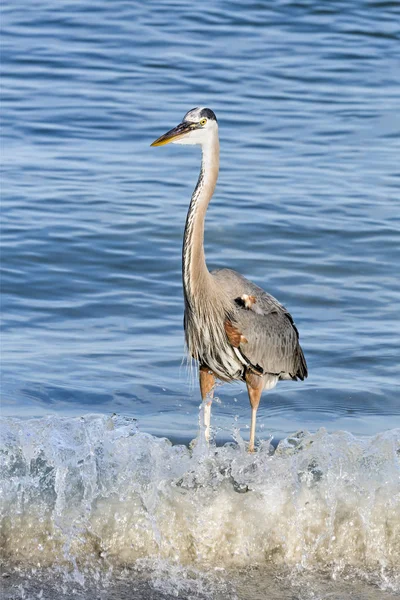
[{"left": 182, "top": 137, "right": 219, "bottom": 308}]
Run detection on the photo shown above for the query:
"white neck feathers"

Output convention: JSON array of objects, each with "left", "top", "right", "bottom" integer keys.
[{"left": 182, "top": 136, "right": 220, "bottom": 308}]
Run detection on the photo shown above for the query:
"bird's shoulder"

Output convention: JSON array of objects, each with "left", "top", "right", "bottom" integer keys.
[{"left": 211, "top": 268, "right": 288, "bottom": 317}]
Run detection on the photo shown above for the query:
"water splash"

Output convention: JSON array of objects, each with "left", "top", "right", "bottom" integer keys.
[{"left": 1, "top": 415, "right": 399, "bottom": 597}]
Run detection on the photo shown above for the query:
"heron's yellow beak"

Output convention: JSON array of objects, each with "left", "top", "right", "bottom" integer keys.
[{"left": 151, "top": 122, "right": 196, "bottom": 147}]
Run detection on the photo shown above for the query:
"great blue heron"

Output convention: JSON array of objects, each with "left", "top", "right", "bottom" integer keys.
[{"left": 151, "top": 107, "right": 307, "bottom": 452}]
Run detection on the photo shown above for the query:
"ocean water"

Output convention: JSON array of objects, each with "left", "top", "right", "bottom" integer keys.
[{"left": 1, "top": 0, "right": 399, "bottom": 598}]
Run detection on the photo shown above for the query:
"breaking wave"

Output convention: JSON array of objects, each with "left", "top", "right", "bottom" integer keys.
[{"left": 1, "top": 415, "right": 399, "bottom": 597}]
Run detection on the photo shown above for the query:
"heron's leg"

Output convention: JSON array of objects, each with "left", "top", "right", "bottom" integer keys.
[
  {"left": 199, "top": 365, "right": 215, "bottom": 442},
  {"left": 245, "top": 371, "right": 264, "bottom": 453}
]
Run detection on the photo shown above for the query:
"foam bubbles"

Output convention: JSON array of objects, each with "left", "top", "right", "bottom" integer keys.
[{"left": 1, "top": 415, "right": 399, "bottom": 596}]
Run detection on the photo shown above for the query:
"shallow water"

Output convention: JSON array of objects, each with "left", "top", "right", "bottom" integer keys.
[
  {"left": 1, "top": 0, "right": 400, "bottom": 598},
  {"left": 2, "top": 0, "right": 400, "bottom": 438}
]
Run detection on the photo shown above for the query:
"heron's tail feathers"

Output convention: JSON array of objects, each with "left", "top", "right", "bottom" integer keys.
[{"left": 296, "top": 346, "right": 308, "bottom": 381}]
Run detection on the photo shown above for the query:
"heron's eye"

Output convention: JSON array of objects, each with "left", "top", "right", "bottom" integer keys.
[{"left": 200, "top": 118, "right": 207, "bottom": 126}]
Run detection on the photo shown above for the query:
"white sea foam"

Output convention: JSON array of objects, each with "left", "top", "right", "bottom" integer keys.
[{"left": 1, "top": 415, "right": 399, "bottom": 596}]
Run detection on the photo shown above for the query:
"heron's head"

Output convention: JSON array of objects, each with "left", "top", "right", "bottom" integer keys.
[{"left": 151, "top": 107, "right": 218, "bottom": 148}]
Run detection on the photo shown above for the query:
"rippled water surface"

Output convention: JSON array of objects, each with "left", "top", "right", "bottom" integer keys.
[{"left": 1, "top": 0, "right": 400, "bottom": 598}]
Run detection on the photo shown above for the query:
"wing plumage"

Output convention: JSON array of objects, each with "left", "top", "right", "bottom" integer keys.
[{"left": 212, "top": 268, "right": 307, "bottom": 381}]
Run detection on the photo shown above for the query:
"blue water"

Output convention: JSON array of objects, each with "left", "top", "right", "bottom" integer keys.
[
  {"left": 2, "top": 0, "right": 399, "bottom": 439},
  {"left": 1, "top": 2, "right": 400, "bottom": 597}
]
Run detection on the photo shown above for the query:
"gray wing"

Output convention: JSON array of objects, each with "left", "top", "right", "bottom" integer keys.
[{"left": 212, "top": 268, "right": 307, "bottom": 380}]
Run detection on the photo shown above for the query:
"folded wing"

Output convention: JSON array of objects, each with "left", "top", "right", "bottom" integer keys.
[{"left": 212, "top": 268, "right": 307, "bottom": 380}]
